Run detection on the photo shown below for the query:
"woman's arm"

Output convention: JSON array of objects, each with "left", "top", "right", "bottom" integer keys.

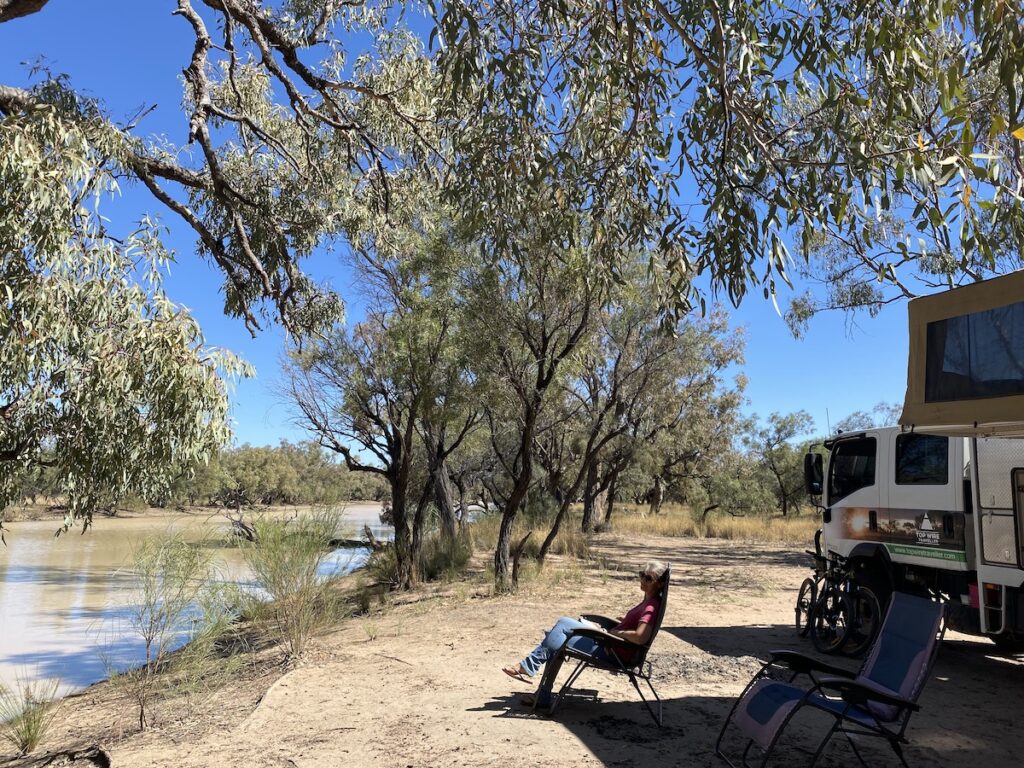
[{"left": 610, "top": 620, "right": 652, "bottom": 645}]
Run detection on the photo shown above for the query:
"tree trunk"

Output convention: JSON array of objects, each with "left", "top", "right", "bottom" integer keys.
[
  {"left": 602, "top": 470, "right": 619, "bottom": 527},
  {"left": 433, "top": 458, "right": 458, "bottom": 543},
  {"left": 493, "top": 418, "right": 535, "bottom": 592},
  {"left": 390, "top": 468, "right": 414, "bottom": 590},
  {"left": 424, "top": 428, "right": 458, "bottom": 543},
  {"left": 410, "top": 477, "right": 435, "bottom": 582},
  {"left": 580, "top": 460, "right": 600, "bottom": 532},
  {"left": 648, "top": 475, "right": 664, "bottom": 516},
  {"left": 454, "top": 477, "right": 468, "bottom": 531},
  {"left": 537, "top": 497, "right": 572, "bottom": 565}
]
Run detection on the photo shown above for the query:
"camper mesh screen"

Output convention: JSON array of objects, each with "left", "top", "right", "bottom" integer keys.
[
  {"left": 975, "top": 438, "right": 1024, "bottom": 510},
  {"left": 981, "top": 512, "right": 1018, "bottom": 566}
]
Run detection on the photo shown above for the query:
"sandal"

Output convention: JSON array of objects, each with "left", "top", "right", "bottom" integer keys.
[{"left": 503, "top": 666, "right": 531, "bottom": 684}]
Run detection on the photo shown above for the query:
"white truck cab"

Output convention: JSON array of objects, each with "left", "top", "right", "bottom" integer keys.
[{"left": 808, "top": 426, "right": 1024, "bottom": 644}]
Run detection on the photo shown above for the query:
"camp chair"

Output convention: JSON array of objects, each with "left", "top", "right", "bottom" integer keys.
[
  {"left": 716, "top": 592, "right": 946, "bottom": 768},
  {"left": 552, "top": 563, "right": 671, "bottom": 726}
]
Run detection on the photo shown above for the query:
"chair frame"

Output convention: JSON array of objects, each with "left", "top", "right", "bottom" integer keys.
[
  {"left": 716, "top": 594, "right": 946, "bottom": 768},
  {"left": 552, "top": 564, "right": 671, "bottom": 726}
]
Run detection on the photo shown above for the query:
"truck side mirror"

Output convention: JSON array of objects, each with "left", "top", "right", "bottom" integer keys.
[{"left": 804, "top": 452, "right": 823, "bottom": 496}]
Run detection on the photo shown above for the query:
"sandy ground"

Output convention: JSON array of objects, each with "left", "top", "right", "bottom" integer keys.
[{"left": 7, "top": 533, "right": 1024, "bottom": 768}]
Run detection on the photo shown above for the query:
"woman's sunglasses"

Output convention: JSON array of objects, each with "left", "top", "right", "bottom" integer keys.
[{"left": 639, "top": 571, "right": 654, "bottom": 582}]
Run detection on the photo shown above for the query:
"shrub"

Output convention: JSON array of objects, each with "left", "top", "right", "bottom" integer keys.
[
  {"left": 110, "top": 534, "right": 228, "bottom": 730},
  {"left": 417, "top": 532, "right": 473, "bottom": 581},
  {"left": 363, "top": 546, "right": 400, "bottom": 587},
  {"left": 241, "top": 509, "right": 341, "bottom": 658},
  {"left": 0, "top": 679, "right": 59, "bottom": 755}
]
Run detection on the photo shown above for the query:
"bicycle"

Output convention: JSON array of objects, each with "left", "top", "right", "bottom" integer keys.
[
  {"left": 809, "top": 551, "right": 881, "bottom": 656},
  {"left": 794, "top": 537, "right": 881, "bottom": 656},
  {"left": 794, "top": 529, "right": 825, "bottom": 638}
]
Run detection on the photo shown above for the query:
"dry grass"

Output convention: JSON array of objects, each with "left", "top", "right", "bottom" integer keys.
[
  {"left": 607, "top": 503, "right": 819, "bottom": 545},
  {"left": 468, "top": 503, "right": 818, "bottom": 573},
  {"left": 467, "top": 514, "right": 590, "bottom": 560}
]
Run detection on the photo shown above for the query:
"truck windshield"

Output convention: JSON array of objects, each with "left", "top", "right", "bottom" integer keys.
[{"left": 828, "top": 437, "right": 876, "bottom": 504}]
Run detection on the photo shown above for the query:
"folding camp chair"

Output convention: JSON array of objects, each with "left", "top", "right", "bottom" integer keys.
[
  {"left": 716, "top": 592, "right": 946, "bottom": 768},
  {"left": 552, "top": 563, "right": 671, "bottom": 726}
]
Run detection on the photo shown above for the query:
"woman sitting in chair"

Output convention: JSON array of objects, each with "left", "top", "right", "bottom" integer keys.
[{"left": 502, "top": 559, "right": 669, "bottom": 711}]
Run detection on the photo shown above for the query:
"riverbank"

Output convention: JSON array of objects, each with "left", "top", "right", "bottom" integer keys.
[{"left": 6, "top": 533, "right": 1024, "bottom": 767}]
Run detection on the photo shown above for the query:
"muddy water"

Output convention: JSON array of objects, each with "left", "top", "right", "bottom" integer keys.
[{"left": 0, "top": 504, "right": 389, "bottom": 694}]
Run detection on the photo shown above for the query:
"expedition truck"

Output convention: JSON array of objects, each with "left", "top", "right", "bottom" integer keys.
[
  {"left": 804, "top": 268, "right": 1024, "bottom": 649},
  {"left": 804, "top": 427, "right": 1024, "bottom": 648}
]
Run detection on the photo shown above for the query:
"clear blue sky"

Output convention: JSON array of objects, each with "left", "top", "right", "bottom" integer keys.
[{"left": 0, "top": 1, "right": 910, "bottom": 446}]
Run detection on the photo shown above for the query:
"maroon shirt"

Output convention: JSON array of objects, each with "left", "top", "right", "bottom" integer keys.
[
  {"left": 615, "top": 596, "right": 660, "bottom": 633},
  {"left": 609, "top": 597, "right": 659, "bottom": 664}
]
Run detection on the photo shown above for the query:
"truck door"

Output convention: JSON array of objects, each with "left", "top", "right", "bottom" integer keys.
[
  {"left": 885, "top": 432, "right": 964, "bottom": 557},
  {"left": 826, "top": 435, "right": 881, "bottom": 555}
]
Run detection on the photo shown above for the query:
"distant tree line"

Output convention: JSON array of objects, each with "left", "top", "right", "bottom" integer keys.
[{"left": 16, "top": 441, "right": 388, "bottom": 510}]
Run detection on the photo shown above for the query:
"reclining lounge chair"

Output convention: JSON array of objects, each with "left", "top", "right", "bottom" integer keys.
[
  {"left": 551, "top": 563, "right": 671, "bottom": 726},
  {"left": 716, "top": 591, "right": 945, "bottom": 768}
]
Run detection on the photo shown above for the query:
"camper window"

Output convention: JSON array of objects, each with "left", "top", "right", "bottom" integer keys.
[
  {"left": 925, "top": 301, "right": 1024, "bottom": 402},
  {"left": 895, "top": 433, "right": 949, "bottom": 485},
  {"left": 828, "top": 437, "right": 876, "bottom": 504}
]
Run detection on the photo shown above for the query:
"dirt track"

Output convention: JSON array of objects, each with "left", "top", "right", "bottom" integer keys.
[{"left": 13, "top": 533, "right": 1024, "bottom": 767}]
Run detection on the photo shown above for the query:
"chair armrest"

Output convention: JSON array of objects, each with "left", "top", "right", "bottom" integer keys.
[
  {"left": 580, "top": 614, "right": 618, "bottom": 630},
  {"left": 816, "top": 677, "right": 920, "bottom": 713},
  {"left": 569, "top": 626, "right": 640, "bottom": 650},
  {"left": 767, "top": 650, "right": 855, "bottom": 679}
]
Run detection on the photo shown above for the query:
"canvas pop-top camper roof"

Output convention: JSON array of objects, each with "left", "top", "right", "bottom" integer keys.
[{"left": 900, "top": 269, "right": 1024, "bottom": 437}]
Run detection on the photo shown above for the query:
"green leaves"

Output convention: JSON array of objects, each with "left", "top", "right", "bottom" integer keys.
[
  {"left": 0, "top": 103, "right": 247, "bottom": 527},
  {"left": 431, "top": 0, "right": 1024, "bottom": 324}
]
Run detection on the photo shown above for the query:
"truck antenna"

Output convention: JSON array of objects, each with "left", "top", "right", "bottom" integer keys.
[{"left": 825, "top": 408, "right": 832, "bottom": 435}]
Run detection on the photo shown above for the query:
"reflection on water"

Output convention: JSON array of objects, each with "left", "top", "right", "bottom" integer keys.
[{"left": 0, "top": 505, "right": 389, "bottom": 694}]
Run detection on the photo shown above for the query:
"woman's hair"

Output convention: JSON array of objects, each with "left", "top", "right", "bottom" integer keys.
[{"left": 641, "top": 560, "right": 669, "bottom": 584}]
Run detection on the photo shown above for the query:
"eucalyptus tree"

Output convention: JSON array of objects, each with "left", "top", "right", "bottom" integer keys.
[
  {"left": 435, "top": 0, "right": 1024, "bottom": 318},
  {"left": 4, "top": 1, "right": 1024, "bottom": 329},
  {"left": 0, "top": 3, "right": 435, "bottom": 333},
  {"left": 462, "top": 225, "right": 601, "bottom": 590},
  {"left": 747, "top": 410, "right": 815, "bottom": 516},
  {"left": 287, "top": 315, "right": 428, "bottom": 589},
  {"left": 532, "top": 275, "right": 715, "bottom": 559},
  {"left": 584, "top": 309, "right": 746, "bottom": 529},
  {"left": 0, "top": 95, "right": 247, "bottom": 530}
]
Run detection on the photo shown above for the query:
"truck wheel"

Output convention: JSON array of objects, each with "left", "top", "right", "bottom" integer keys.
[
  {"left": 991, "top": 633, "right": 1024, "bottom": 655},
  {"left": 811, "top": 588, "right": 851, "bottom": 654},
  {"left": 841, "top": 586, "right": 881, "bottom": 658},
  {"left": 795, "top": 578, "right": 817, "bottom": 637}
]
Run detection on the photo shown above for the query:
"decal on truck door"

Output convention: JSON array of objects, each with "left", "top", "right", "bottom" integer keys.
[
  {"left": 885, "top": 544, "right": 967, "bottom": 562},
  {"left": 841, "top": 507, "right": 965, "bottom": 550}
]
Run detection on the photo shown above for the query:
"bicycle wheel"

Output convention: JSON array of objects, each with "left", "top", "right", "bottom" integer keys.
[
  {"left": 795, "top": 577, "right": 818, "bottom": 637},
  {"left": 811, "top": 587, "right": 852, "bottom": 654},
  {"left": 842, "top": 586, "right": 881, "bottom": 657}
]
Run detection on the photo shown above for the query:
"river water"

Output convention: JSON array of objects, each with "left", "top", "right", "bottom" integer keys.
[{"left": 0, "top": 504, "right": 389, "bottom": 694}]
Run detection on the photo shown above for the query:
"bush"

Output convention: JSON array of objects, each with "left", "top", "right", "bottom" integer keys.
[
  {"left": 0, "top": 679, "right": 59, "bottom": 755},
  {"left": 417, "top": 532, "right": 473, "bottom": 581},
  {"left": 241, "top": 509, "right": 341, "bottom": 658},
  {"left": 110, "top": 534, "right": 229, "bottom": 730},
  {"left": 363, "top": 546, "right": 400, "bottom": 587}
]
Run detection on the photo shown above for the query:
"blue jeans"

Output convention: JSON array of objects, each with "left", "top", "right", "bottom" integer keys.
[{"left": 520, "top": 617, "right": 603, "bottom": 705}]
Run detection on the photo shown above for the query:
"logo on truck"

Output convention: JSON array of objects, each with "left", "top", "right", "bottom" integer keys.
[{"left": 915, "top": 514, "right": 941, "bottom": 547}]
